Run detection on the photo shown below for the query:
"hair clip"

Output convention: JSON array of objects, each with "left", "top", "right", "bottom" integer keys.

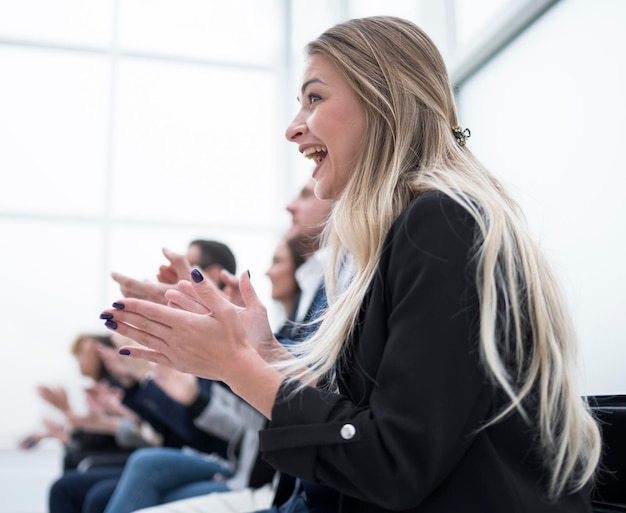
[{"left": 452, "top": 126, "right": 471, "bottom": 146}]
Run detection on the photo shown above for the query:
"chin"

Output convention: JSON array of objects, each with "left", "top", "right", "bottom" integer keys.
[{"left": 313, "top": 180, "right": 334, "bottom": 201}]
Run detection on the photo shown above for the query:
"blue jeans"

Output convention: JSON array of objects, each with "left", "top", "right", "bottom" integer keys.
[
  {"left": 103, "top": 447, "right": 232, "bottom": 513},
  {"left": 49, "top": 466, "right": 125, "bottom": 513}
]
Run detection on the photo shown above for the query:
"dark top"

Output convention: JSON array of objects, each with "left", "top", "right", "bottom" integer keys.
[
  {"left": 123, "top": 377, "right": 229, "bottom": 457},
  {"left": 260, "top": 192, "right": 592, "bottom": 512}
]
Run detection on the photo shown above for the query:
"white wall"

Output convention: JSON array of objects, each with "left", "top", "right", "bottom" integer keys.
[{"left": 457, "top": 0, "right": 626, "bottom": 395}]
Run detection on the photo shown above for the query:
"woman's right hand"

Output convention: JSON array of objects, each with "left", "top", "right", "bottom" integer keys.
[
  {"left": 167, "top": 271, "right": 285, "bottom": 364},
  {"left": 100, "top": 270, "right": 292, "bottom": 418}
]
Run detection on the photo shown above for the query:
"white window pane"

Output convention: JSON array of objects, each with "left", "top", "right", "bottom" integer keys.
[
  {"left": 348, "top": 0, "right": 420, "bottom": 22},
  {"left": 454, "top": 0, "right": 518, "bottom": 46},
  {"left": 0, "top": 0, "right": 113, "bottom": 47},
  {"left": 0, "top": 47, "right": 109, "bottom": 216},
  {"left": 457, "top": 0, "right": 626, "bottom": 394},
  {"left": 290, "top": 0, "right": 343, "bottom": 56},
  {"left": 0, "top": 220, "right": 106, "bottom": 439},
  {"left": 118, "top": 0, "right": 281, "bottom": 65},
  {"left": 111, "top": 58, "right": 279, "bottom": 227}
]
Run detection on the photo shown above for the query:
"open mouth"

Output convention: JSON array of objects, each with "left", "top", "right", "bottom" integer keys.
[{"left": 302, "top": 145, "right": 328, "bottom": 164}]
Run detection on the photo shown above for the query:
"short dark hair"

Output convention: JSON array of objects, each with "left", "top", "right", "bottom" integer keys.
[{"left": 189, "top": 240, "right": 237, "bottom": 275}]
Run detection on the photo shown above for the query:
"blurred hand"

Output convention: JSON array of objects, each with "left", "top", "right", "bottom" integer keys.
[
  {"left": 19, "top": 418, "right": 69, "bottom": 449},
  {"left": 152, "top": 365, "right": 200, "bottom": 406},
  {"left": 97, "top": 334, "right": 153, "bottom": 388},
  {"left": 220, "top": 269, "right": 245, "bottom": 307},
  {"left": 42, "top": 418, "right": 70, "bottom": 445},
  {"left": 36, "top": 385, "right": 71, "bottom": 414},
  {"left": 157, "top": 248, "right": 192, "bottom": 284},
  {"left": 112, "top": 272, "right": 173, "bottom": 305},
  {"left": 84, "top": 381, "right": 133, "bottom": 417},
  {"left": 70, "top": 381, "right": 139, "bottom": 433},
  {"left": 68, "top": 407, "right": 120, "bottom": 435}
]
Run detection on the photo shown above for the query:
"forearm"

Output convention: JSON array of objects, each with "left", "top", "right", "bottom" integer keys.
[{"left": 224, "top": 348, "right": 287, "bottom": 420}]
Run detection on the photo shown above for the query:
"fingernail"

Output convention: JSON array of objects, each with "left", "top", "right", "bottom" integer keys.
[
  {"left": 99, "top": 312, "right": 113, "bottom": 320},
  {"left": 247, "top": 269, "right": 251, "bottom": 278},
  {"left": 191, "top": 269, "right": 204, "bottom": 283},
  {"left": 112, "top": 302, "right": 125, "bottom": 309},
  {"left": 119, "top": 348, "right": 131, "bottom": 356},
  {"left": 104, "top": 320, "right": 118, "bottom": 329}
]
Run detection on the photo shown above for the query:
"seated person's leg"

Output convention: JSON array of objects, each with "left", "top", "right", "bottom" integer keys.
[
  {"left": 162, "top": 479, "right": 229, "bottom": 503},
  {"left": 83, "top": 477, "right": 121, "bottom": 513},
  {"left": 104, "top": 447, "right": 233, "bottom": 513},
  {"left": 48, "top": 467, "right": 125, "bottom": 513}
]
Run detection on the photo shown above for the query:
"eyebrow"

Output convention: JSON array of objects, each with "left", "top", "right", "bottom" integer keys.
[{"left": 297, "top": 78, "right": 327, "bottom": 102}]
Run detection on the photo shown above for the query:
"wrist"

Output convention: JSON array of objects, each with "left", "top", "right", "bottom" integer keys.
[{"left": 224, "top": 348, "right": 285, "bottom": 420}]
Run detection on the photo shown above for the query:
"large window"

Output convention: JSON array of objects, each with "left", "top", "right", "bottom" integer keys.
[
  {"left": 0, "top": 0, "right": 286, "bottom": 446},
  {"left": 0, "top": 0, "right": 438, "bottom": 449}
]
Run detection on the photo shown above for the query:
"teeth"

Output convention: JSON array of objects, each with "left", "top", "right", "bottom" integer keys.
[{"left": 302, "top": 146, "right": 328, "bottom": 164}]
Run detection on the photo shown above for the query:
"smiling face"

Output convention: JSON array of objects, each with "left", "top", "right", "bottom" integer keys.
[{"left": 285, "top": 54, "right": 367, "bottom": 201}]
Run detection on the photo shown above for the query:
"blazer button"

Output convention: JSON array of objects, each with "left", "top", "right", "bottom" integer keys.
[{"left": 340, "top": 423, "right": 356, "bottom": 440}]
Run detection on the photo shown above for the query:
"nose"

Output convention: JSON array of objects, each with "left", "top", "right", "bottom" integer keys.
[{"left": 285, "top": 111, "right": 306, "bottom": 142}]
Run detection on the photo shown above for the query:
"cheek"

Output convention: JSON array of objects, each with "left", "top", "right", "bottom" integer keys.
[{"left": 276, "top": 266, "right": 291, "bottom": 282}]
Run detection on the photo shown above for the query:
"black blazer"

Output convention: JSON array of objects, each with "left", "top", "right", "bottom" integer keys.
[{"left": 260, "top": 192, "right": 592, "bottom": 512}]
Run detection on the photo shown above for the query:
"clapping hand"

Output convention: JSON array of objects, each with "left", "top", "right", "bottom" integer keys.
[
  {"left": 36, "top": 385, "right": 71, "bottom": 415},
  {"left": 111, "top": 272, "right": 173, "bottom": 306},
  {"left": 152, "top": 365, "right": 200, "bottom": 406},
  {"left": 100, "top": 270, "right": 280, "bottom": 381},
  {"left": 156, "top": 248, "right": 192, "bottom": 284}
]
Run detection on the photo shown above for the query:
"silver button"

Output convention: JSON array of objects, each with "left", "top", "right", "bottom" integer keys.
[{"left": 340, "top": 423, "right": 356, "bottom": 440}]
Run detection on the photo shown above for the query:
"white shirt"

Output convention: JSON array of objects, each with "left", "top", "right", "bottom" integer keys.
[{"left": 294, "top": 247, "right": 328, "bottom": 322}]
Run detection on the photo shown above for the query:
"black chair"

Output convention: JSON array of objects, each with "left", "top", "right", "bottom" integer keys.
[
  {"left": 587, "top": 395, "right": 626, "bottom": 513},
  {"left": 63, "top": 430, "right": 134, "bottom": 472}
]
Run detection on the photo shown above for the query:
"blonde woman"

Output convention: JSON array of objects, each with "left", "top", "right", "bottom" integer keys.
[{"left": 102, "top": 16, "right": 601, "bottom": 513}]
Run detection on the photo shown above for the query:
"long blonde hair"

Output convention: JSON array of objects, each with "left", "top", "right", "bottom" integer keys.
[{"left": 282, "top": 16, "right": 600, "bottom": 498}]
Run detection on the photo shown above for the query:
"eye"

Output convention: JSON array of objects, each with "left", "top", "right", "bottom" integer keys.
[{"left": 308, "top": 93, "right": 321, "bottom": 105}]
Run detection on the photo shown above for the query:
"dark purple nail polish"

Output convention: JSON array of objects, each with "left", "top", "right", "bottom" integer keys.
[
  {"left": 119, "top": 348, "right": 131, "bottom": 356},
  {"left": 191, "top": 269, "right": 204, "bottom": 283},
  {"left": 112, "top": 302, "right": 125, "bottom": 309},
  {"left": 104, "top": 320, "right": 118, "bottom": 329},
  {"left": 247, "top": 269, "right": 251, "bottom": 278},
  {"left": 100, "top": 312, "right": 113, "bottom": 320}
]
